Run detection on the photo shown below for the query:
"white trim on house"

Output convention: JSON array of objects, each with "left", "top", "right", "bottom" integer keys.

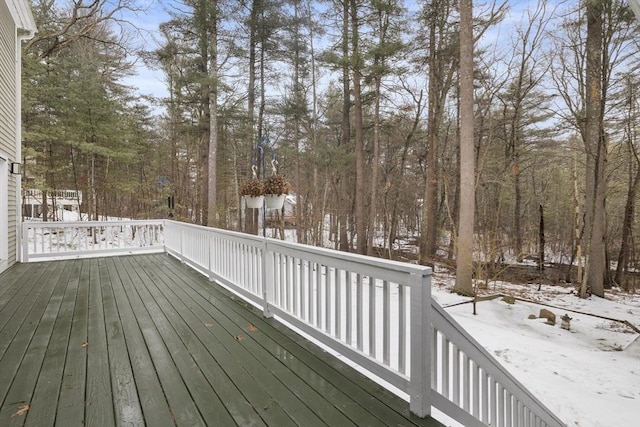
[
  {"left": 1, "top": 0, "right": 36, "bottom": 269},
  {"left": 14, "top": 25, "right": 34, "bottom": 261},
  {"left": 0, "top": 155, "right": 8, "bottom": 272},
  {"left": 5, "top": 0, "right": 36, "bottom": 32}
]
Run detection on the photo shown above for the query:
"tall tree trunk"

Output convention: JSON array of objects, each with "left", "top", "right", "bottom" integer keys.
[
  {"left": 514, "top": 152, "right": 523, "bottom": 260},
  {"left": 194, "top": 0, "right": 211, "bottom": 226},
  {"left": 246, "top": 0, "right": 259, "bottom": 235},
  {"left": 455, "top": 0, "right": 475, "bottom": 295},
  {"left": 91, "top": 153, "right": 98, "bottom": 221},
  {"left": 615, "top": 151, "right": 640, "bottom": 290},
  {"left": 367, "top": 74, "right": 380, "bottom": 256},
  {"left": 351, "top": 0, "right": 366, "bottom": 255},
  {"left": 538, "top": 204, "right": 545, "bottom": 276},
  {"left": 422, "top": 0, "right": 440, "bottom": 264},
  {"left": 207, "top": 0, "right": 218, "bottom": 227},
  {"left": 583, "top": 0, "right": 606, "bottom": 298},
  {"left": 308, "top": 1, "right": 321, "bottom": 246},
  {"left": 615, "top": 76, "right": 640, "bottom": 291},
  {"left": 293, "top": 1, "right": 303, "bottom": 244},
  {"left": 339, "top": 0, "right": 350, "bottom": 252},
  {"left": 568, "top": 136, "right": 584, "bottom": 284}
]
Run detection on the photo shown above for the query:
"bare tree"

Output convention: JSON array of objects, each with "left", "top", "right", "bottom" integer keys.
[
  {"left": 27, "top": 0, "right": 145, "bottom": 59},
  {"left": 351, "top": 0, "right": 366, "bottom": 255},
  {"left": 207, "top": 0, "right": 219, "bottom": 227},
  {"left": 419, "top": 0, "right": 457, "bottom": 264},
  {"left": 455, "top": 0, "right": 474, "bottom": 295},
  {"left": 582, "top": 0, "right": 606, "bottom": 298}
]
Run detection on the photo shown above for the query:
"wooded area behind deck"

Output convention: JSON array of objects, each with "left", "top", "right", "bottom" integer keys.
[{"left": 20, "top": 0, "right": 640, "bottom": 296}]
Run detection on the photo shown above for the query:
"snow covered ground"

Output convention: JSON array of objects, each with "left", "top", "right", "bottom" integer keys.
[{"left": 431, "top": 269, "right": 640, "bottom": 427}]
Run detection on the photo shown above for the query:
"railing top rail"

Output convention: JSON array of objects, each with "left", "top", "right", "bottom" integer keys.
[
  {"left": 24, "top": 220, "right": 165, "bottom": 228},
  {"left": 165, "top": 220, "right": 431, "bottom": 277},
  {"left": 23, "top": 189, "right": 81, "bottom": 195},
  {"left": 165, "top": 219, "right": 266, "bottom": 244},
  {"left": 267, "top": 237, "right": 432, "bottom": 277}
]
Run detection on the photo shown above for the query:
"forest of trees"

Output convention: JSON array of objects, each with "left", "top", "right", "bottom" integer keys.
[{"left": 20, "top": 0, "right": 640, "bottom": 296}]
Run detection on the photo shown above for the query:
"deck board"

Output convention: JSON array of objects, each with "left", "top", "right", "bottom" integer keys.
[
  {"left": 115, "top": 256, "right": 207, "bottom": 427},
  {"left": 0, "top": 253, "right": 444, "bottom": 427},
  {"left": 136, "top": 255, "right": 337, "bottom": 427},
  {"left": 56, "top": 259, "right": 89, "bottom": 426},
  {"left": 99, "top": 259, "right": 144, "bottom": 426},
  {"left": 25, "top": 260, "right": 80, "bottom": 427},
  {"left": 0, "top": 260, "right": 68, "bottom": 420},
  {"left": 106, "top": 257, "right": 175, "bottom": 427},
  {"left": 147, "top": 254, "right": 430, "bottom": 427}
]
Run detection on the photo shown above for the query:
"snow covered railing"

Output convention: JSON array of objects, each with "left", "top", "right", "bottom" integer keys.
[
  {"left": 164, "top": 220, "right": 566, "bottom": 426},
  {"left": 22, "top": 220, "right": 165, "bottom": 261}
]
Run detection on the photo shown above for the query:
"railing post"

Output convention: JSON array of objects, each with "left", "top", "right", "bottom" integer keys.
[
  {"left": 208, "top": 230, "right": 214, "bottom": 281},
  {"left": 262, "top": 240, "right": 274, "bottom": 318},
  {"left": 409, "top": 270, "right": 432, "bottom": 417},
  {"left": 179, "top": 225, "right": 186, "bottom": 263},
  {"left": 21, "top": 222, "right": 29, "bottom": 262}
]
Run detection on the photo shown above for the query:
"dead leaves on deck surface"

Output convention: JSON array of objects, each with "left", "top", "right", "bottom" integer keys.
[
  {"left": 233, "top": 324, "right": 258, "bottom": 342},
  {"left": 81, "top": 341, "right": 88, "bottom": 348},
  {"left": 11, "top": 404, "right": 29, "bottom": 417},
  {"left": 234, "top": 324, "right": 258, "bottom": 341}
]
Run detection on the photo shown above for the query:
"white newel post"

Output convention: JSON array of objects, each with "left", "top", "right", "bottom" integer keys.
[
  {"left": 22, "top": 223, "right": 29, "bottom": 262},
  {"left": 179, "top": 226, "right": 185, "bottom": 263},
  {"left": 208, "top": 231, "right": 214, "bottom": 281},
  {"left": 262, "top": 240, "right": 274, "bottom": 318},
  {"left": 409, "top": 270, "right": 432, "bottom": 417}
]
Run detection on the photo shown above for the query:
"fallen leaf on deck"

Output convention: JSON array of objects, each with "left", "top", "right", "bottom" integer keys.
[
  {"left": 234, "top": 334, "right": 245, "bottom": 341},
  {"left": 81, "top": 341, "right": 88, "bottom": 348},
  {"left": 247, "top": 324, "right": 257, "bottom": 332},
  {"left": 11, "top": 404, "right": 30, "bottom": 417},
  {"left": 204, "top": 323, "right": 214, "bottom": 328}
]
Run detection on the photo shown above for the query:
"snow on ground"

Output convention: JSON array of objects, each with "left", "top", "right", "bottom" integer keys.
[{"left": 431, "top": 270, "right": 640, "bottom": 427}]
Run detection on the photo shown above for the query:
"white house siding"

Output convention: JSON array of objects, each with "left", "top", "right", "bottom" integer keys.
[{"left": 0, "top": 0, "right": 18, "bottom": 270}]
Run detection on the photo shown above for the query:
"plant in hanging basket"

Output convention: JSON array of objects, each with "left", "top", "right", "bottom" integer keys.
[
  {"left": 239, "top": 177, "right": 264, "bottom": 197},
  {"left": 264, "top": 174, "right": 290, "bottom": 195}
]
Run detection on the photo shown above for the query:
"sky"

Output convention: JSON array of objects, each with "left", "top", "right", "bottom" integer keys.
[{"left": 120, "top": 0, "right": 171, "bottom": 107}]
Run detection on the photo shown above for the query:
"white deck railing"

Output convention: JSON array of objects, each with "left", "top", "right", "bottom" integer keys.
[
  {"left": 22, "top": 220, "right": 164, "bottom": 261},
  {"left": 23, "top": 188, "right": 83, "bottom": 205},
  {"left": 21, "top": 220, "right": 566, "bottom": 427}
]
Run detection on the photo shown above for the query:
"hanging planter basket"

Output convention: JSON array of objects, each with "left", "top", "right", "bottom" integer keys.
[
  {"left": 263, "top": 170, "right": 290, "bottom": 212},
  {"left": 264, "top": 194, "right": 286, "bottom": 210},
  {"left": 244, "top": 195, "right": 264, "bottom": 209},
  {"left": 240, "top": 165, "right": 264, "bottom": 209}
]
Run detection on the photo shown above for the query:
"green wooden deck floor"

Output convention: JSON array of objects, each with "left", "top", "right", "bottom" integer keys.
[{"left": 0, "top": 254, "right": 443, "bottom": 427}]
